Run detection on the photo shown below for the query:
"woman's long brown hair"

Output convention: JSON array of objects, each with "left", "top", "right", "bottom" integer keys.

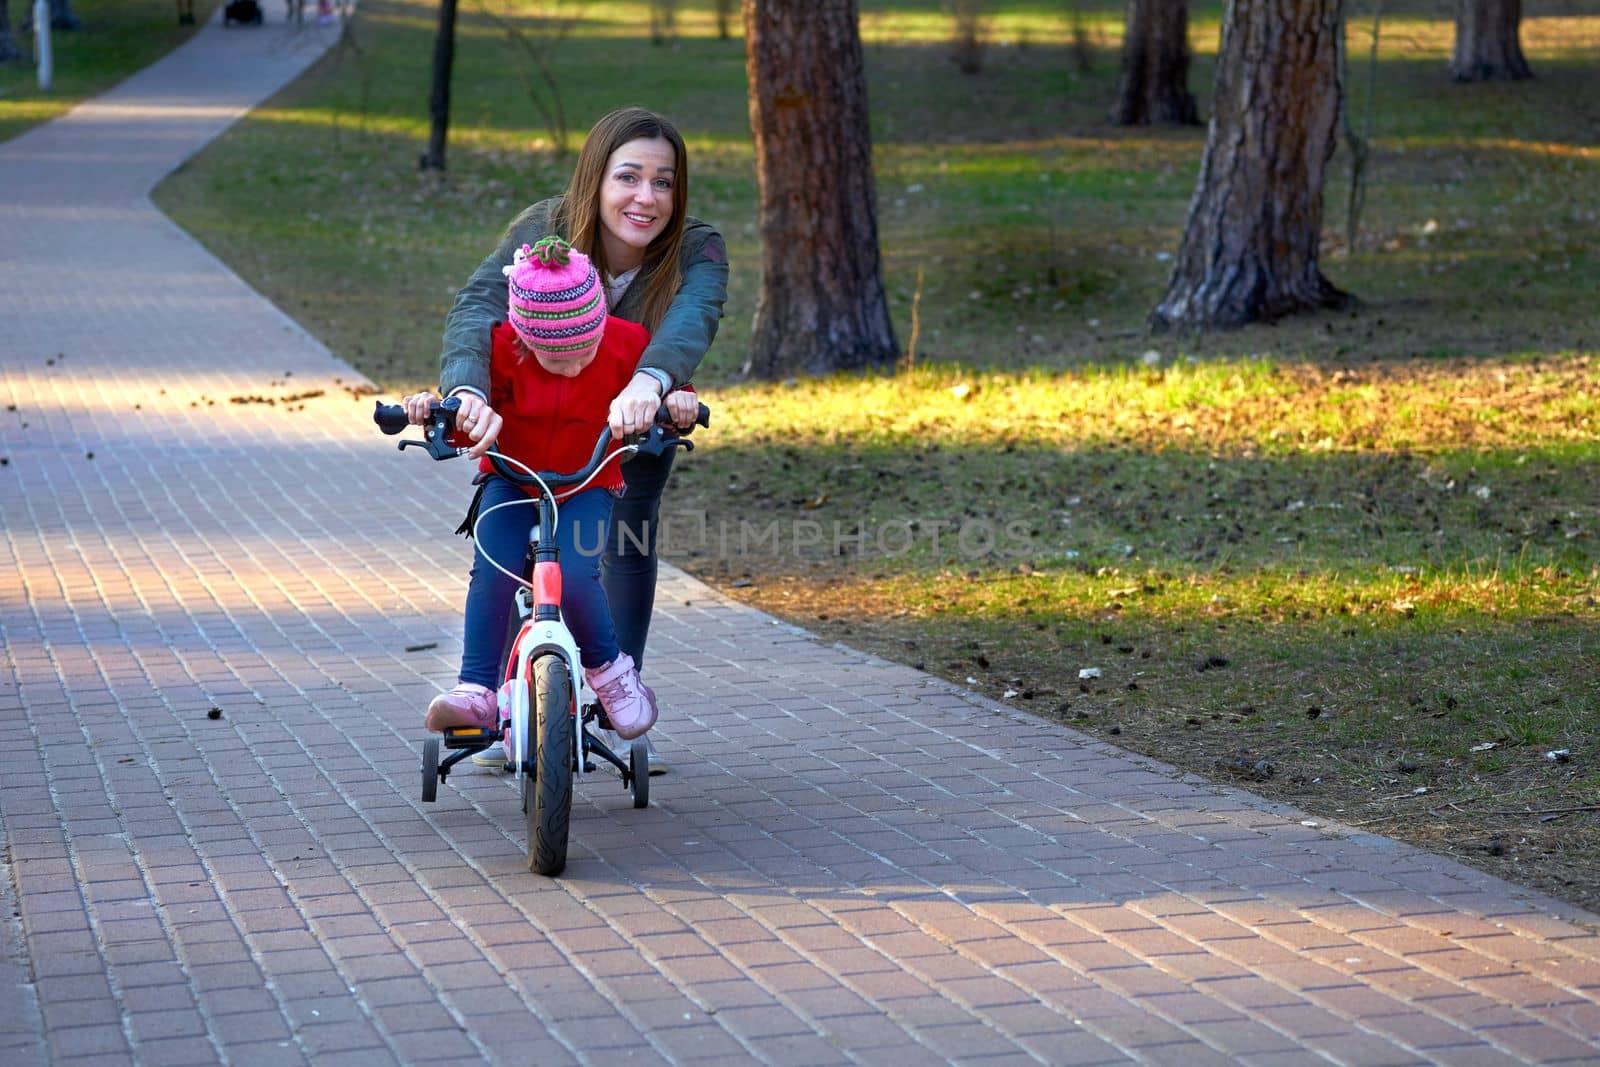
[{"left": 553, "top": 108, "right": 688, "bottom": 335}]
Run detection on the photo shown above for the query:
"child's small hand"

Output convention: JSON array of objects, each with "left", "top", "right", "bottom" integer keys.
[
  {"left": 402, "top": 392, "right": 441, "bottom": 424},
  {"left": 664, "top": 389, "right": 699, "bottom": 430}
]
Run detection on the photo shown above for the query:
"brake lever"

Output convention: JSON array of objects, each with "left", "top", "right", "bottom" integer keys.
[
  {"left": 628, "top": 423, "right": 695, "bottom": 459},
  {"left": 397, "top": 396, "right": 465, "bottom": 460}
]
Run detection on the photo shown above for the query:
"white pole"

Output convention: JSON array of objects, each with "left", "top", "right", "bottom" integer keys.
[{"left": 33, "top": 0, "right": 52, "bottom": 91}]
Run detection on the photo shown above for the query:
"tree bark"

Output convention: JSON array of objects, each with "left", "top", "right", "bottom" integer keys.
[
  {"left": 742, "top": 0, "right": 898, "bottom": 378},
  {"left": 1449, "top": 0, "right": 1531, "bottom": 82},
  {"left": 1110, "top": 0, "right": 1198, "bottom": 126},
  {"left": 419, "top": 0, "right": 458, "bottom": 171},
  {"left": 1150, "top": 0, "right": 1347, "bottom": 331}
]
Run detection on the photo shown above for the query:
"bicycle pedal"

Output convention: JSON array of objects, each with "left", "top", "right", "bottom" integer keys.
[{"left": 442, "top": 726, "right": 497, "bottom": 749}]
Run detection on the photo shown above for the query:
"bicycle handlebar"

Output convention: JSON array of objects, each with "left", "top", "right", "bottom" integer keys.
[{"left": 372, "top": 397, "right": 710, "bottom": 492}]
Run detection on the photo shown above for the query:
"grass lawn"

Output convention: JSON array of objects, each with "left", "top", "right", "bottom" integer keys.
[
  {"left": 150, "top": 1, "right": 1600, "bottom": 908},
  {"left": 0, "top": 0, "right": 221, "bottom": 142}
]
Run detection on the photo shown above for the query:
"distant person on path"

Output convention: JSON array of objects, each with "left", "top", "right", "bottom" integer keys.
[
  {"left": 437, "top": 107, "right": 729, "bottom": 773},
  {"left": 405, "top": 236, "right": 701, "bottom": 743}
]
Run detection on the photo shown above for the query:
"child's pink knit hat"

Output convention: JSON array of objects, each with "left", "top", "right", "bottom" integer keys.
[{"left": 502, "top": 236, "right": 607, "bottom": 359}]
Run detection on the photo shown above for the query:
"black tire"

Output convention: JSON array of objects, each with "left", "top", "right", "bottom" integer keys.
[
  {"left": 527, "top": 655, "right": 573, "bottom": 876},
  {"left": 421, "top": 738, "right": 439, "bottom": 803},
  {"left": 630, "top": 741, "right": 649, "bottom": 809}
]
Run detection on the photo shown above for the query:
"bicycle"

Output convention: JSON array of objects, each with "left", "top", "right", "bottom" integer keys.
[{"left": 373, "top": 395, "right": 707, "bottom": 875}]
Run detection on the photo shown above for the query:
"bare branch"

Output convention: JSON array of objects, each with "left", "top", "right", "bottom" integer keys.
[{"left": 474, "top": 0, "right": 586, "bottom": 156}]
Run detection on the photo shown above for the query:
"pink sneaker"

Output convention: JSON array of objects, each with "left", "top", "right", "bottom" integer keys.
[
  {"left": 585, "top": 653, "right": 657, "bottom": 740},
  {"left": 425, "top": 683, "right": 496, "bottom": 733}
]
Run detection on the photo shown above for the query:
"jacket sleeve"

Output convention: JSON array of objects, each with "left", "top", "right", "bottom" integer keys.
[
  {"left": 439, "top": 201, "right": 557, "bottom": 398},
  {"left": 636, "top": 228, "right": 729, "bottom": 389}
]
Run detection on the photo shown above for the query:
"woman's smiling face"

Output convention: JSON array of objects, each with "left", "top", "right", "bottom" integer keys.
[{"left": 597, "top": 136, "right": 676, "bottom": 273}]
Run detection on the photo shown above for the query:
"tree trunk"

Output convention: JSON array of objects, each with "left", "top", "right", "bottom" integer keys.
[
  {"left": 1150, "top": 0, "right": 1347, "bottom": 331},
  {"left": 419, "top": 0, "right": 458, "bottom": 171},
  {"left": 1449, "top": 0, "right": 1531, "bottom": 82},
  {"left": 648, "top": 0, "right": 675, "bottom": 45},
  {"left": 48, "top": 0, "right": 77, "bottom": 30},
  {"left": 742, "top": 0, "right": 898, "bottom": 378},
  {"left": 715, "top": 0, "right": 734, "bottom": 39},
  {"left": 0, "top": 2, "right": 21, "bottom": 62},
  {"left": 1110, "top": 0, "right": 1198, "bottom": 126}
]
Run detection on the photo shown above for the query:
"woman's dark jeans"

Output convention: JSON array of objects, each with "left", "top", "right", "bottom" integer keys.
[{"left": 604, "top": 445, "right": 675, "bottom": 673}]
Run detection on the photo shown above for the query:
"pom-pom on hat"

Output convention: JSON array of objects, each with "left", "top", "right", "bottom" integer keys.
[{"left": 503, "top": 236, "right": 606, "bottom": 359}]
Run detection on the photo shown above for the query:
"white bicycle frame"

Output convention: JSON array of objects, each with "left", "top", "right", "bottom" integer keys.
[
  {"left": 505, "top": 613, "right": 586, "bottom": 797},
  {"left": 478, "top": 448, "right": 628, "bottom": 789}
]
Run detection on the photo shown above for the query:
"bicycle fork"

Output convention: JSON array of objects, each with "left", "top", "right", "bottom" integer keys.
[{"left": 506, "top": 494, "right": 584, "bottom": 778}]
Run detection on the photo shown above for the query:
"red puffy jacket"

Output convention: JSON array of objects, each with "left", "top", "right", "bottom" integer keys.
[{"left": 478, "top": 316, "right": 650, "bottom": 495}]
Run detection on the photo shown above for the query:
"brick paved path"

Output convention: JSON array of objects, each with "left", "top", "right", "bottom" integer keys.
[{"left": 4, "top": 15, "right": 1600, "bottom": 1067}]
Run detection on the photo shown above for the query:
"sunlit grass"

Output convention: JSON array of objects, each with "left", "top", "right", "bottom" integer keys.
[
  {"left": 242, "top": 105, "right": 763, "bottom": 154},
  {"left": 813, "top": 561, "right": 1595, "bottom": 626},
  {"left": 0, "top": 100, "right": 61, "bottom": 123},
  {"left": 663, "top": 355, "right": 1599, "bottom": 636},
  {"left": 1507, "top": 15, "right": 1600, "bottom": 57},
  {"left": 859, "top": 6, "right": 1129, "bottom": 47},
  {"left": 1400, "top": 137, "right": 1600, "bottom": 161},
  {"left": 711, "top": 357, "right": 1600, "bottom": 455},
  {"left": 1359, "top": 14, "right": 1600, "bottom": 57}
]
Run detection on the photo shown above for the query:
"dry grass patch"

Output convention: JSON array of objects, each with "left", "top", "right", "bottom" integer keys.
[{"left": 663, "top": 358, "right": 1599, "bottom": 908}]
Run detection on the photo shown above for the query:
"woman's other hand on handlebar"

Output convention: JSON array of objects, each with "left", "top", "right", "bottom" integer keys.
[
  {"left": 447, "top": 390, "right": 503, "bottom": 459},
  {"left": 401, "top": 391, "right": 440, "bottom": 425},
  {"left": 664, "top": 389, "right": 699, "bottom": 431},
  {"left": 608, "top": 372, "right": 664, "bottom": 439}
]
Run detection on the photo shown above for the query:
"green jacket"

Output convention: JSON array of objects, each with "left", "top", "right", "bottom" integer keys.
[{"left": 439, "top": 197, "right": 728, "bottom": 397}]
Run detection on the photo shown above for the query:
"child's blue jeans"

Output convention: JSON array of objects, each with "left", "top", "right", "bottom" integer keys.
[{"left": 459, "top": 477, "right": 619, "bottom": 688}]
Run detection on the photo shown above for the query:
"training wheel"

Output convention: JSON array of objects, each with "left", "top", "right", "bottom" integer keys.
[
  {"left": 421, "top": 738, "right": 440, "bottom": 803},
  {"left": 629, "top": 740, "right": 649, "bottom": 809}
]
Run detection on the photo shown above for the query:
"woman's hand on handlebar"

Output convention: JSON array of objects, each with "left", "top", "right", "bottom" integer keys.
[
  {"left": 401, "top": 391, "right": 439, "bottom": 425},
  {"left": 608, "top": 372, "right": 665, "bottom": 440},
  {"left": 664, "top": 388, "right": 699, "bottom": 431},
  {"left": 444, "top": 390, "right": 503, "bottom": 459}
]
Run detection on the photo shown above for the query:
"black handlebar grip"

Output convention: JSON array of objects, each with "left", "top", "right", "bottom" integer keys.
[
  {"left": 374, "top": 401, "right": 410, "bottom": 436},
  {"left": 651, "top": 402, "right": 712, "bottom": 430}
]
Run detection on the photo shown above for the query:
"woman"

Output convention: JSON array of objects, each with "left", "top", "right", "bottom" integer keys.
[{"left": 438, "top": 107, "right": 729, "bottom": 773}]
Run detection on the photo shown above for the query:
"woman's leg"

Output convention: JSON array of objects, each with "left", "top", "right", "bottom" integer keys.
[
  {"left": 553, "top": 488, "right": 620, "bottom": 670},
  {"left": 459, "top": 477, "right": 536, "bottom": 689},
  {"left": 602, "top": 447, "right": 675, "bottom": 671}
]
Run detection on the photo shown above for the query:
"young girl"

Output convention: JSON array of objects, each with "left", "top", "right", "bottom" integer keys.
[{"left": 406, "top": 236, "right": 687, "bottom": 741}]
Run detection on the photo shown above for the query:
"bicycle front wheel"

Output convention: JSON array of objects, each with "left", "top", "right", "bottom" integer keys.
[{"left": 527, "top": 654, "right": 574, "bottom": 876}]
